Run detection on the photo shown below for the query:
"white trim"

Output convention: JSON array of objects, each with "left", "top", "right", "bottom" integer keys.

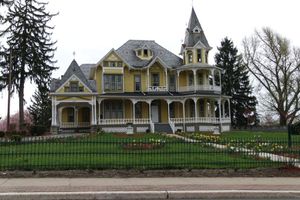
[
  {"left": 145, "top": 56, "right": 171, "bottom": 69},
  {"left": 54, "top": 74, "right": 93, "bottom": 93}
]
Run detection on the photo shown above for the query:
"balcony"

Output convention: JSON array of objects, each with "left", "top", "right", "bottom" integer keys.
[
  {"left": 147, "top": 86, "right": 168, "bottom": 92},
  {"left": 178, "top": 85, "right": 221, "bottom": 92}
]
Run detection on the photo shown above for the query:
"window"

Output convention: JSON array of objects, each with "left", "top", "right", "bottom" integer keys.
[
  {"left": 134, "top": 75, "right": 141, "bottom": 91},
  {"left": 103, "top": 61, "right": 123, "bottom": 67},
  {"left": 138, "top": 50, "right": 142, "bottom": 56},
  {"left": 104, "top": 101, "right": 123, "bottom": 119},
  {"left": 205, "top": 51, "right": 208, "bottom": 63},
  {"left": 188, "top": 73, "right": 194, "bottom": 86},
  {"left": 104, "top": 74, "right": 123, "bottom": 92},
  {"left": 170, "top": 103, "right": 175, "bottom": 118},
  {"left": 197, "top": 49, "right": 202, "bottom": 63},
  {"left": 103, "top": 61, "right": 109, "bottom": 67},
  {"left": 187, "top": 51, "right": 193, "bottom": 63},
  {"left": 144, "top": 49, "right": 148, "bottom": 57},
  {"left": 198, "top": 72, "right": 203, "bottom": 85},
  {"left": 81, "top": 108, "right": 90, "bottom": 122},
  {"left": 135, "top": 102, "right": 142, "bottom": 118},
  {"left": 199, "top": 99, "right": 205, "bottom": 117},
  {"left": 169, "top": 74, "right": 176, "bottom": 91},
  {"left": 151, "top": 73, "right": 160, "bottom": 87},
  {"left": 67, "top": 108, "right": 74, "bottom": 122}
]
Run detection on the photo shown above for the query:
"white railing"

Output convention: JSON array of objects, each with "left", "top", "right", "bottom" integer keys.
[
  {"left": 99, "top": 118, "right": 150, "bottom": 125},
  {"left": 178, "top": 85, "right": 221, "bottom": 92},
  {"left": 147, "top": 86, "right": 168, "bottom": 92},
  {"left": 170, "top": 117, "right": 231, "bottom": 124},
  {"left": 60, "top": 122, "right": 91, "bottom": 128}
]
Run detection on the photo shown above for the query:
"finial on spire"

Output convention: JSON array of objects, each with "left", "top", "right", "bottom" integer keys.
[
  {"left": 191, "top": 0, "right": 194, "bottom": 7},
  {"left": 73, "top": 51, "right": 76, "bottom": 60}
]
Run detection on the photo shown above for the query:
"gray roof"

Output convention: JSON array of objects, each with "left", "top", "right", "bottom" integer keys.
[
  {"left": 181, "top": 8, "right": 211, "bottom": 54},
  {"left": 50, "top": 60, "right": 97, "bottom": 92},
  {"left": 116, "top": 40, "right": 182, "bottom": 68},
  {"left": 80, "top": 64, "right": 95, "bottom": 79}
]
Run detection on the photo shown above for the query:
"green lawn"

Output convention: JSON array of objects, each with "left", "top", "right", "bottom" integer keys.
[{"left": 0, "top": 133, "right": 283, "bottom": 170}]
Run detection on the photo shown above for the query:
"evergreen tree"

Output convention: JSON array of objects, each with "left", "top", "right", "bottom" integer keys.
[
  {"left": 28, "top": 84, "right": 51, "bottom": 129},
  {"left": 215, "top": 37, "right": 258, "bottom": 128},
  {"left": 0, "top": 0, "right": 57, "bottom": 130}
]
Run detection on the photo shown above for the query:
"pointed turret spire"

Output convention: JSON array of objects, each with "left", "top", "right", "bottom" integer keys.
[{"left": 180, "top": 7, "right": 211, "bottom": 54}]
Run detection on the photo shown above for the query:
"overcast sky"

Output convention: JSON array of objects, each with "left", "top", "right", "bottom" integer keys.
[{"left": 1, "top": 0, "right": 300, "bottom": 119}]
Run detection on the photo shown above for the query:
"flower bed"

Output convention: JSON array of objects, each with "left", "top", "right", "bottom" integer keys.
[{"left": 122, "top": 138, "right": 166, "bottom": 150}]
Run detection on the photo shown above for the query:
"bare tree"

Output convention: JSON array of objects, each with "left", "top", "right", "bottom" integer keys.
[{"left": 243, "top": 27, "right": 300, "bottom": 126}]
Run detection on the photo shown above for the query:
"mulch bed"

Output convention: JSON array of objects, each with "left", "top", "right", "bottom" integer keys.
[{"left": 112, "top": 133, "right": 145, "bottom": 138}]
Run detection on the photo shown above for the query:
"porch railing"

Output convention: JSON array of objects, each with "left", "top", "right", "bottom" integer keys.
[
  {"left": 147, "top": 86, "right": 168, "bottom": 92},
  {"left": 178, "top": 85, "right": 221, "bottom": 92},
  {"left": 60, "top": 122, "right": 91, "bottom": 128},
  {"left": 170, "top": 117, "right": 231, "bottom": 124},
  {"left": 99, "top": 118, "right": 150, "bottom": 125}
]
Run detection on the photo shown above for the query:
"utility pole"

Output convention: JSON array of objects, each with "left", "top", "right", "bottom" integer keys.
[{"left": 6, "top": 49, "right": 12, "bottom": 132}]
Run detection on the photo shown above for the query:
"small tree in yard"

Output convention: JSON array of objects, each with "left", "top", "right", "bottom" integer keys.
[
  {"left": 28, "top": 84, "right": 51, "bottom": 129},
  {"left": 0, "top": 0, "right": 57, "bottom": 131},
  {"left": 243, "top": 28, "right": 300, "bottom": 126},
  {"left": 215, "top": 37, "right": 258, "bottom": 128}
]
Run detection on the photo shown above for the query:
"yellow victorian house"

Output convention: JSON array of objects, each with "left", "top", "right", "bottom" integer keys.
[{"left": 50, "top": 8, "right": 231, "bottom": 134}]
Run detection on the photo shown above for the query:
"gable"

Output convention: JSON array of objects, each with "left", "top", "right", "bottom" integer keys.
[
  {"left": 56, "top": 74, "right": 92, "bottom": 93},
  {"left": 106, "top": 52, "right": 122, "bottom": 61}
]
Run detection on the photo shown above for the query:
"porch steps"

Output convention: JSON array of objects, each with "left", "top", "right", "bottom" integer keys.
[{"left": 154, "top": 123, "right": 173, "bottom": 134}]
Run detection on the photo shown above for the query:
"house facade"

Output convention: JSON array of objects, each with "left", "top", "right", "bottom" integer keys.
[{"left": 50, "top": 8, "right": 231, "bottom": 134}]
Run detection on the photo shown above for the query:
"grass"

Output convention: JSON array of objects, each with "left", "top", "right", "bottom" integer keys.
[{"left": 0, "top": 133, "right": 282, "bottom": 170}]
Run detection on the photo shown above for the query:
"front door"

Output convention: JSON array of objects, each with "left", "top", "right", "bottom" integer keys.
[{"left": 151, "top": 105, "right": 159, "bottom": 123}]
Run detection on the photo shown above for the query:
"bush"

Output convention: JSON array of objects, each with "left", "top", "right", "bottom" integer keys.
[
  {"left": 10, "top": 134, "right": 22, "bottom": 142},
  {"left": 30, "top": 125, "right": 47, "bottom": 136},
  {"left": 0, "top": 131, "right": 5, "bottom": 137}
]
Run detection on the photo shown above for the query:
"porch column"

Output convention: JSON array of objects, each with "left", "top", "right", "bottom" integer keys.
[
  {"left": 131, "top": 100, "right": 137, "bottom": 124},
  {"left": 218, "top": 99, "right": 222, "bottom": 131},
  {"left": 98, "top": 99, "right": 102, "bottom": 124},
  {"left": 75, "top": 107, "right": 78, "bottom": 127},
  {"left": 193, "top": 98, "right": 198, "bottom": 121},
  {"left": 182, "top": 100, "right": 186, "bottom": 132},
  {"left": 101, "top": 70, "right": 104, "bottom": 94},
  {"left": 227, "top": 99, "right": 231, "bottom": 119},
  {"left": 147, "top": 100, "right": 152, "bottom": 121},
  {"left": 147, "top": 68, "right": 150, "bottom": 91},
  {"left": 51, "top": 96, "right": 57, "bottom": 126},
  {"left": 165, "top": 69, "right": 168, "bottom": 91},
  {"left": 193, "top": 69, "right": 197, "bottom": 92},
  {"left": 91, "top": 97, "right": 97, "bottom": 125},
  {"left": 166, "top": 100, "right": 172, "bottom": 121},
  {"left": 211, "top": 69, "right": 215, "bottom": 87},
  {"left": 176, "top": 71, "right": 180, "bottom": 92},
  {"left": 222, "top": 100, "right": 225, "bottom": 118}
]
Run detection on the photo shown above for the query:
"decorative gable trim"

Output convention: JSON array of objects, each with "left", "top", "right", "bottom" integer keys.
[
  {"left": 55, "top": 74, "right": 93, "bottom": 93},
  {"left": 96, "top": 48, "right": 133, "bottom": 69},
  {"left": 145, "top": 56, "right": 171, "bottom": 69}
]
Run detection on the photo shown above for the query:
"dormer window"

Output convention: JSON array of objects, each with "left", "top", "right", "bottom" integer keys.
[
  {"left": 65, "top": 81, "right": 83, "bottom": 92},
  {"left": 144, "top": 49, "right": 148, "bottom": 56},
  {"left": 135, "top": 48, "right": 153, "bottom": 60},
  {"left": 193, "top": 26, "right": 201, "bottom": 33}
]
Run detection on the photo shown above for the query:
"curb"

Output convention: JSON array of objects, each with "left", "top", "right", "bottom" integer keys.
[{"left": 1, "top": 190, "right": 300, "bottom": 200}]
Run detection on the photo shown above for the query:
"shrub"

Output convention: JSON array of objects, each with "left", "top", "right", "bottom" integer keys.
[
  {"left": 0, "top": 131, "right": 5, "bottom": 137},
  {"left": 30, "top": 125, "right": 47, "bottom": 136},
  {"left": 10, "top": 133, "right": 22, "bottom": 142}
]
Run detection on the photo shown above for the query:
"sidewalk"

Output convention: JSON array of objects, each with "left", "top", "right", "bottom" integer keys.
[{"left": 1, "top": 177, "right": 300, "bottom": 199}]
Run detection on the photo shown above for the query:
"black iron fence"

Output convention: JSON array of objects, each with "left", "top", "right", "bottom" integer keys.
[{"left": 0, "top": 135, "right": 299, "bottom": 170}]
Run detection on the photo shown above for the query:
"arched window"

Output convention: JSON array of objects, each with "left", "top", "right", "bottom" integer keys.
[{"left": 187, "top": 51, "right": 193, "bottom": 63}]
